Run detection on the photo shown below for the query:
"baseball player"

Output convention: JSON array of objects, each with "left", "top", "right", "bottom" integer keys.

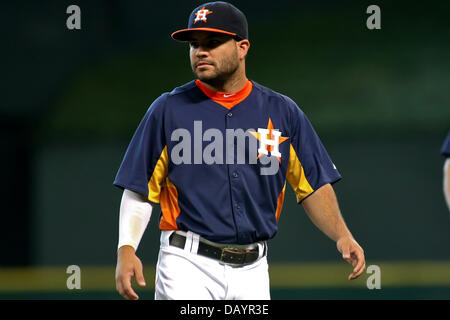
[
  {"left": 441, "top": 131, "right": 450, "bottom": 211},
  {"left": 114, "top": 1, "right": 365, "bottom": 300}
]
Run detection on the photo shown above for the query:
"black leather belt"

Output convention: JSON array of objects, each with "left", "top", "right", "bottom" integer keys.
[{"left": 169, "top": 232, "right": 264, "bottom": 266}]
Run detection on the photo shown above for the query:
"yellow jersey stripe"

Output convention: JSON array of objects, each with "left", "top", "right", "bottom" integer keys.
[
  {"left": 286, "top": 143, "right": 314, "bottom": 202},
  {"left": 147, "top": 146, "right": 169, "bottom": 203}
]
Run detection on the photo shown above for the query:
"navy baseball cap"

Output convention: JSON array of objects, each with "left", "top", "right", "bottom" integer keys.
[{"left": 171, "top": 1, "right": 248, "bottom": 42}]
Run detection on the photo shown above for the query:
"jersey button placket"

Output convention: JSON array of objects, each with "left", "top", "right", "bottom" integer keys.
[{"left": 225, "top": 110, "right": 243, "bottom": 241}]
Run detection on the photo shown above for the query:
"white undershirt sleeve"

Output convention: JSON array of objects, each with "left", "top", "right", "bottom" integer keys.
[{"left": 118, "top": 189, "right": 153, "bottom": 252}]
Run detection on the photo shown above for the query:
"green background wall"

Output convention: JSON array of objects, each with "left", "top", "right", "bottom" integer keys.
[{"left": 1, "top": 0, "right": 449, "bottom": 299}]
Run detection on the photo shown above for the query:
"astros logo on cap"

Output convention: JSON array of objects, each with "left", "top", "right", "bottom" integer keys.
[{"left": 194, "top": 6, "right": 213, "bottom": 24}]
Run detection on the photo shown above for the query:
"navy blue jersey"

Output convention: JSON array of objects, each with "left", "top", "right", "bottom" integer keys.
[
  {"left": 441, "top": 131, "right": 450, "bottom": 157},
  {"left": 114, "top": 80, "right": 341, "bottom": 244}
]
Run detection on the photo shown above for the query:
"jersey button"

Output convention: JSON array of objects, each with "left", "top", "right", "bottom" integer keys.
[
  {"left": 227, "top": 112, "right": 233, "bottom": 117},
  {"left": 232, "top": 171, "right": 238, "bottom": 178}
]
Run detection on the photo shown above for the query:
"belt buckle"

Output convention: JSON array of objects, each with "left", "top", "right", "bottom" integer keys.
[{"left": 220, "top": 247, "right": 246, "bottom": 265}]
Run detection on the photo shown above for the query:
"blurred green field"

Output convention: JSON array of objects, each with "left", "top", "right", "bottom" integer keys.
[
  {"left": 2, "top": 1, "right": 450, "bottom": 301},
  {"left": 1, "top": 261, "right": 449, "bottom": 299}
]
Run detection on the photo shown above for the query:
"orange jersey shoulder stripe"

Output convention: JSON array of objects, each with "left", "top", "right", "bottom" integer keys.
[
  {"left": 275, "top": 182, "right": 286, "bottom": 222},
  {"left": 159, "top": 177, "right": 181, "bottom": 230}
]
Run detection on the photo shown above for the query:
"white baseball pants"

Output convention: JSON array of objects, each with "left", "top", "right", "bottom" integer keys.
[{"left": 154, "top": 230, "right": 271, "bottom": 300}]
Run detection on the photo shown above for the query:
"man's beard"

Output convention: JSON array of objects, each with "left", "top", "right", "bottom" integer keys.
[{"left": 192, "top": 51, "right": 240, "bottom": 89}]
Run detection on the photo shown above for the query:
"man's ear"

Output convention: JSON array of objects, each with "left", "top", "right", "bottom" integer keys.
[{"left": 237, "top": 40, "right": 250, "bottom": 60}]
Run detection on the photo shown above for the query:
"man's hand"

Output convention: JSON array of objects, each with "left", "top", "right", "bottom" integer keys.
[
  {"left": 115, "top": 245, "right": 146, "bottom": 300},
  {"left": 301, "top": 184, "right": 366, "bottom": 280},
  {"left": 336, "top": 237, "right": 365, "bottom": 280}
]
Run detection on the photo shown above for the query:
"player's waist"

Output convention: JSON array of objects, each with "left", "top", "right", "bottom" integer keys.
[
  {"left": 173, "top": 230, "right": 265, "bottom": 249},
  {"left": 162, "top": 230, "right": 267, "bottom": 266}
]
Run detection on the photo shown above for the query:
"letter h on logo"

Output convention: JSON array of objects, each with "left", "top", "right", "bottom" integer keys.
[{"left": 257, "top": 128, "right": 281, "bottom": 158}]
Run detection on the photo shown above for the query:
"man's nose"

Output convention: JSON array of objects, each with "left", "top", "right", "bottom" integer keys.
[{"left": 195, "top": 46, "right": 209, "bottom": 58}]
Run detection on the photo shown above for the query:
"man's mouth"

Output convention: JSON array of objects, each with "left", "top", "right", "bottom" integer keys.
[{"left": 196, "top": 61, "right": 213, "bottom": 68}]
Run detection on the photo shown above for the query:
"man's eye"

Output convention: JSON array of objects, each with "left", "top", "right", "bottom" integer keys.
[
  {"left": 209, "top": 40, "right": 220, "bottom": 46},
  {"left": 190, "top": 39, "right": 222, "bottom": 49}
]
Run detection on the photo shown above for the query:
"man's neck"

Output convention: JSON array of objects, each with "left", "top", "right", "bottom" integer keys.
[{"left": 200, "top": 71, "right": 248, "bottom": 93}]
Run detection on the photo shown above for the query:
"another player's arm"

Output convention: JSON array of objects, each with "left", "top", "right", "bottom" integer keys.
[
  {"left": 115, "top": 189, "right": 152, "bottom": 300},
  {"left": 301, "top": 183, "right": 366, "bottom": 280},
  {"left": 444, "top": 158, "right": 450, "bottom": 211}
]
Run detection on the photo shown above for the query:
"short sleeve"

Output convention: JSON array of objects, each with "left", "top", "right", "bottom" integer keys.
[
  {"left": 441, "top": 131, "right": 450, "bottom": 157},
  {"left": 113, "top": 94, "right": 169, "bottom": 203},
  {"left": 285, "top": 99, "right": 342, "bottom": 203}
]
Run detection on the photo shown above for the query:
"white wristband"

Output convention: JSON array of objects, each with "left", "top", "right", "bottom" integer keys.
[{"left": 118, "top": 189, "right": 152, "bottom": 251}]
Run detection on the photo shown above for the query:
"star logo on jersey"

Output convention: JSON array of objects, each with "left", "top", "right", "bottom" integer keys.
[
  {"left": 194, "top": 7, "right": 213, "bottom": 24},
  {"left": 249, "top": 118, "right": 289, "bottom": 163}
]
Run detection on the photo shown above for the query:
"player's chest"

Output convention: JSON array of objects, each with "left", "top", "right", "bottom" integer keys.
[
  {"left": 164, "top": 101, "right": 292, "bottom": 166},
  {"left": 165, "top": 99, "right": 291, "bottom": 137}
]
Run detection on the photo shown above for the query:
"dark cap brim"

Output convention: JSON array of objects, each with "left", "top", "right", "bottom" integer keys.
[{"left": 171, "top": 28, "right": 238, "bottom": 42}]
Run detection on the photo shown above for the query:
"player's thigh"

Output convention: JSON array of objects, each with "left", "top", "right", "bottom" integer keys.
[
  {"left": 233, "top": 257, "right": 271, "bottom": 300},
  {"left": 155, "top": 248, "right": 225, "bottom": 300}
]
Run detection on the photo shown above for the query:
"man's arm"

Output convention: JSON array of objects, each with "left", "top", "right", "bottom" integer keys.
[
  {"left": 302, "top": 183, "right": 366, "bottom": 280},
  {"left": 444, "top": 158, "right": 450, "bottom": 211},
  {"left": 115, "top": 189, "right": 152, "bottom": 300}
]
